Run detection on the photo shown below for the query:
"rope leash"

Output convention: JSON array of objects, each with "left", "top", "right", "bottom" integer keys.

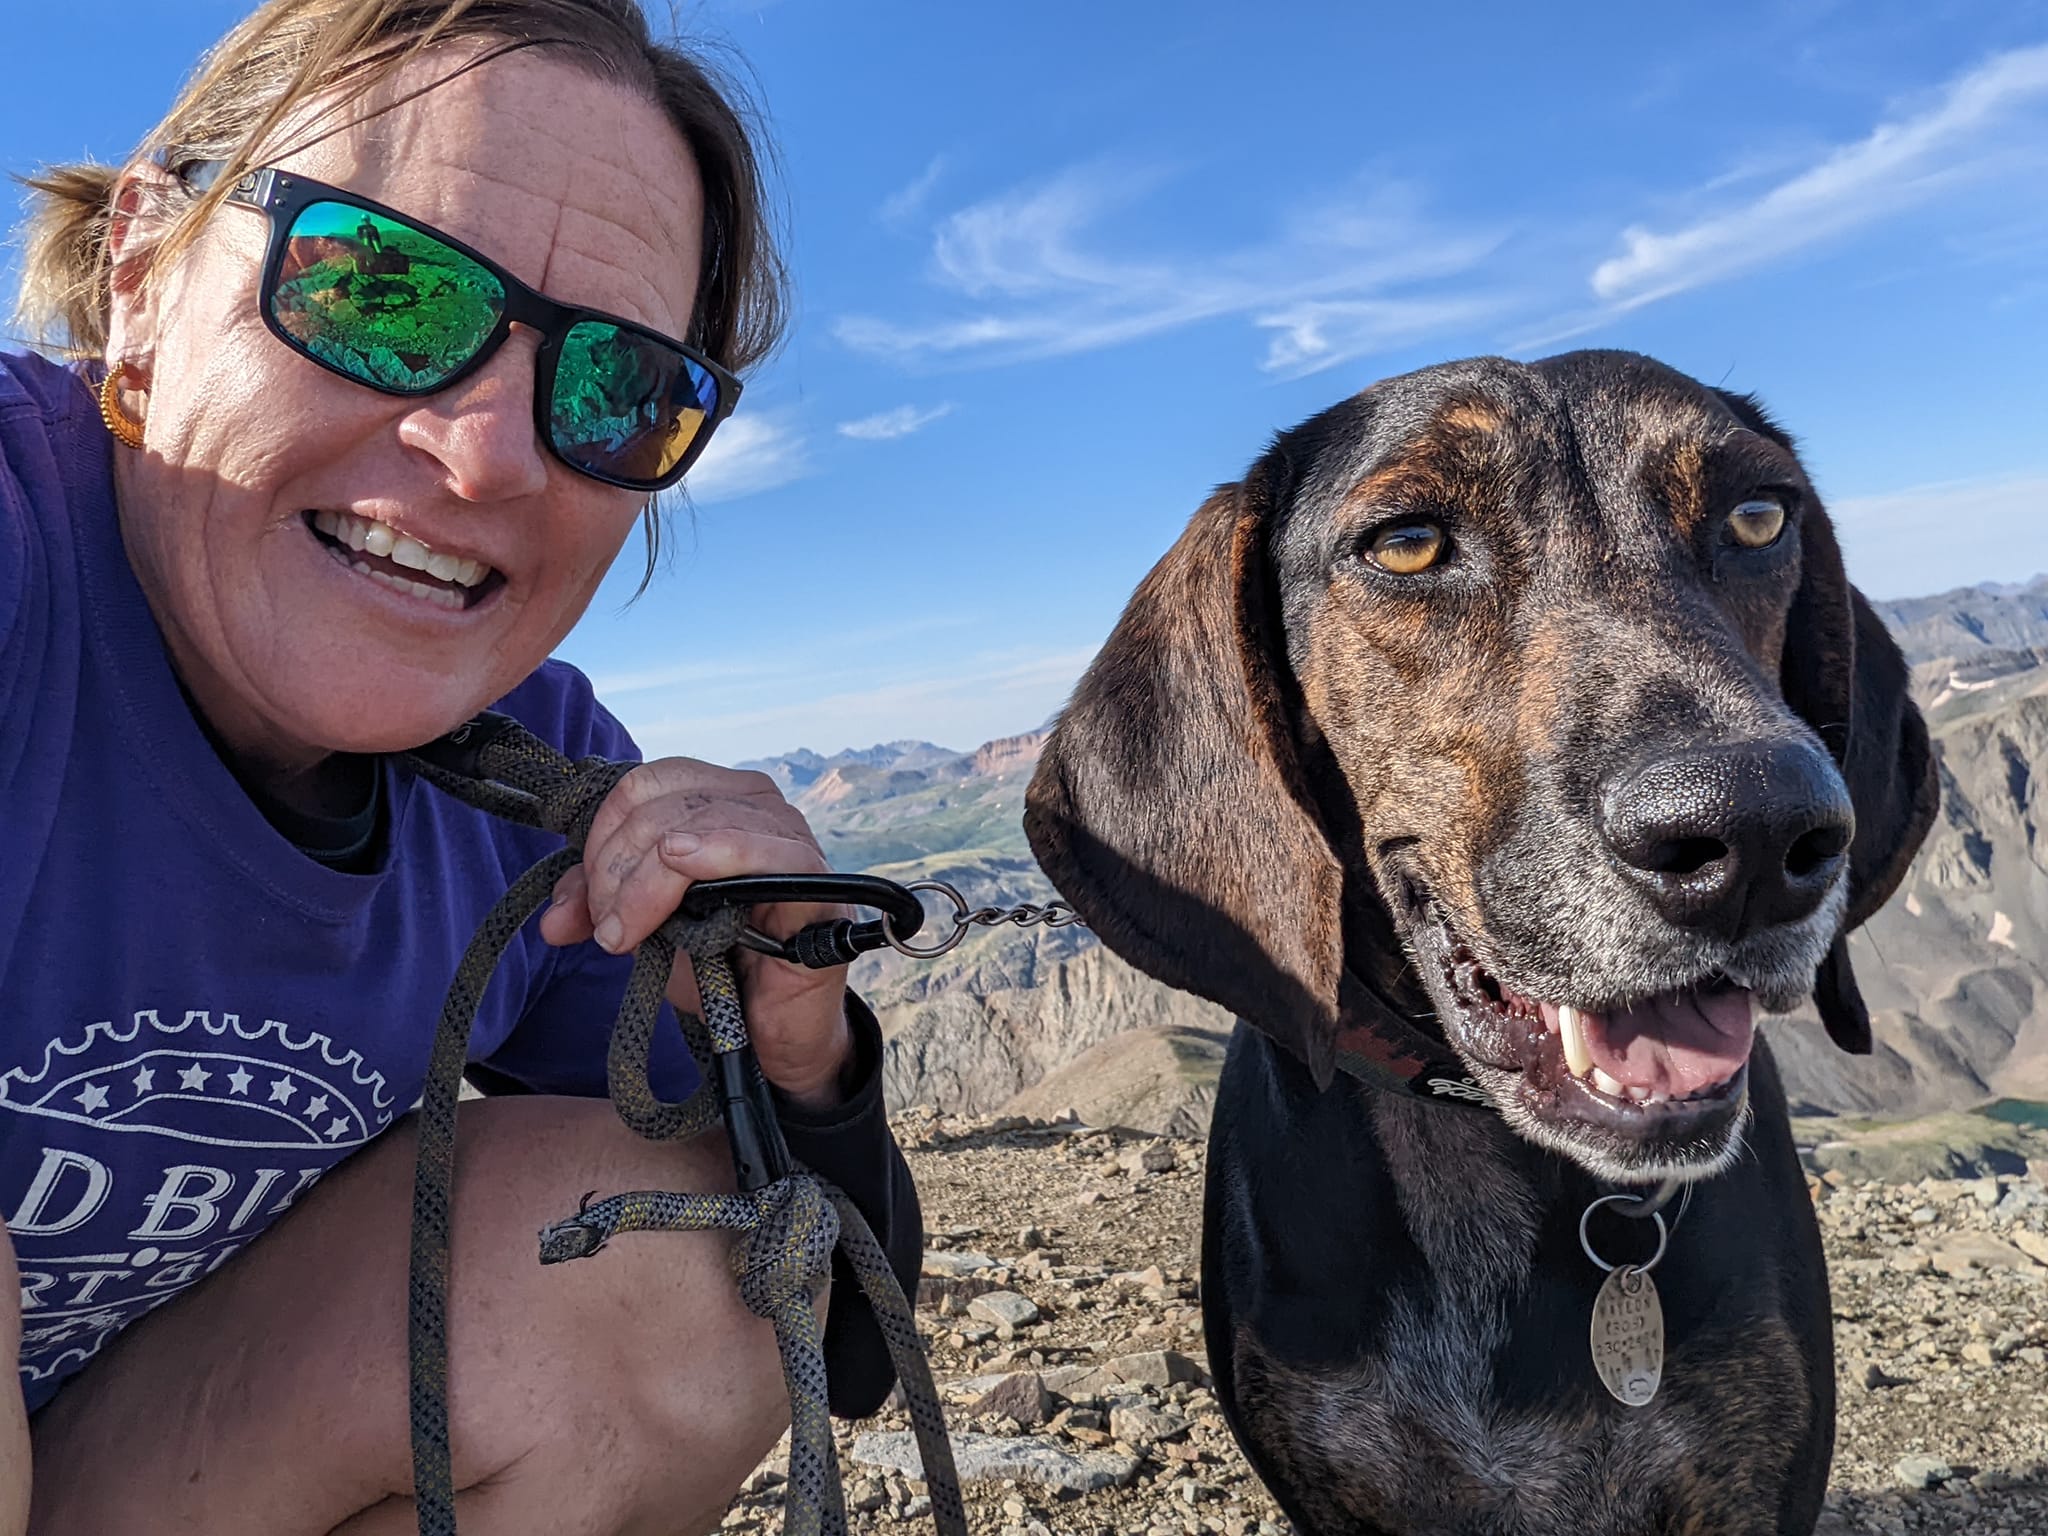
[{"left": 400, "top": 714, "right": 969, "bottom": 1536}]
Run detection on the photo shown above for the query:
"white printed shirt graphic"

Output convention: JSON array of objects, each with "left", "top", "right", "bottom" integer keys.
[{"left": 4, "top": 1004, "right": 396, "bottom": 1393}]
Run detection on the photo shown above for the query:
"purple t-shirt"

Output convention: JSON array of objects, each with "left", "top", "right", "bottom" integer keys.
[{"left": 0, "top": 350, "right": 700, "bottom": 1411}]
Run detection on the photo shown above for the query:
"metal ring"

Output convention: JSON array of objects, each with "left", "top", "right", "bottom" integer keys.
[
  {"left": 1613, "top": 1176, "right": 1686, "bottom": 1220},
  {"left": 1579, "top": 1194, "right": 1668, "bottom": 1275},
  {"left": 884, "top": 879, "right": 971, "bottom": 959}
]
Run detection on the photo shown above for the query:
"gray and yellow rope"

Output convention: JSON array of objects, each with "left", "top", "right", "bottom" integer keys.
[{"left": 402, "top": 728, "right": 968, "bottom": 1536}]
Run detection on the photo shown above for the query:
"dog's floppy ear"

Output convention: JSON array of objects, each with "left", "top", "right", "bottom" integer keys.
[
  {"left": 1718, "top": 391, "right": 1940, "bottom": 1054},
  {"left": 1024, "top": 462, "right": 1346, "bottom": 1087}
]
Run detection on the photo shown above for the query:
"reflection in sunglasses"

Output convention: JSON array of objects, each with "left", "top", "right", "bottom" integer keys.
[{"left": 272, "top": 202, "right": 503, "bottom": 390}]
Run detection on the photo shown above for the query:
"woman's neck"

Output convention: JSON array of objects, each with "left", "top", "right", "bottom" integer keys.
[{"left": 179, "top": 676, "right": 376, "bottom": 818}]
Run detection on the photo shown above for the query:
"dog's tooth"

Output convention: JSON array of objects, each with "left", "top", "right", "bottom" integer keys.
[
  {"left": 1559, "top": 1004, "right": 1594, "bottom": 1078},
  {"left": 1590, "top": 1067, "right": 1626, "bottom": 1098}
]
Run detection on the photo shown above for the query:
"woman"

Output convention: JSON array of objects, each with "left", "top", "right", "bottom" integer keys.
[{"left": 0, "top": 2, "right": 922, "bottom": 1530}]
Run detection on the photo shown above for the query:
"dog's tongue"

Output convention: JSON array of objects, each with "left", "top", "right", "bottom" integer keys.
[{"left": 1584, "top": 989, "right": 1756, "bottom": 1097}]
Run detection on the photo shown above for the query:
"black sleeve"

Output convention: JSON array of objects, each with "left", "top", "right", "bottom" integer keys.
[{"left": 773, "top": 991, "right": 923, "bottom": 1419}]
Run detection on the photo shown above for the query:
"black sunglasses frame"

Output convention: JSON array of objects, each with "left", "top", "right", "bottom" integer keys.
[{"left": 182, "top": 160, "right": 742, "bottom": 492}]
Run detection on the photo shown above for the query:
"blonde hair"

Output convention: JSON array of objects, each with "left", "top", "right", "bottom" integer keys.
[{"left": 13, "top": 0, "right": 785, "bottom": 375}]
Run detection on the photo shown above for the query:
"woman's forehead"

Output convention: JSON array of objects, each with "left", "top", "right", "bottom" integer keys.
[{"left": 261, "top": 48, "right": 704, "bottom": 337}]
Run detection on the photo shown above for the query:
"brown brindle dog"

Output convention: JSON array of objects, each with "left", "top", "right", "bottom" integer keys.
[{"left": 1024, "top": 351, "right": 1938, "bottom": 1536}]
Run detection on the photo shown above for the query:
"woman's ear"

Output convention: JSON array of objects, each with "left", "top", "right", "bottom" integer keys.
[
  {"left": 103, "top": 169, "right": 173, "bottom": 365},
  {"left": 1025, "top": 458, "right": 1349, "bottom": 1087}
]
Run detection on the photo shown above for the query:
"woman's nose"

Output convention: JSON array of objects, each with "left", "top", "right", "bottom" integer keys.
[{"left": 396, "top": 333, "right": 551, "bottom": 503}]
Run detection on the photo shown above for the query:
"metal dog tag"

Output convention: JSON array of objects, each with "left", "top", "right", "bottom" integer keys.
[{"left": 1589, "top": 1264, "right": 1663, "bottom": 1407}]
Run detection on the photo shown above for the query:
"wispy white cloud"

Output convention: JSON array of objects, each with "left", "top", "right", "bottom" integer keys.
[
  {"left": 837, "top": 163, "right": 1506, "bottom": 376},
  {"left": 1591, "top": 43, "right": 2048, "bottom": 309},
  {"left": 681, "top": 412, "right": 809, "bottom": 502},
  {"left": 837, "top": 402, "right": 956, "bottom": 441},
  {"left": 1257, "top": 295, "right": 1511, "bottom": 376},
  {"left": 881, "top": 154, "right": 950, "bottom": 227}
]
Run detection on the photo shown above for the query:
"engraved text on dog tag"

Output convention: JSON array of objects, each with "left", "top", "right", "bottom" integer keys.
[{"left": 1589, "top": 1264, "right": 1663, "bottom": 1407}]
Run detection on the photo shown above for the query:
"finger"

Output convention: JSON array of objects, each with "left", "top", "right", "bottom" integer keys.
[
  {"left": 538, "top": 864, "right": 594, "bottom": 946},
  {"left": 595, "top": 826, "right": 834, "bottom": 955},
  {"left": 581, "top": 792, "right": 813, "bottom": 931},
  {"left": 579, "top": 758, "right": 788, "bottom": 867}
]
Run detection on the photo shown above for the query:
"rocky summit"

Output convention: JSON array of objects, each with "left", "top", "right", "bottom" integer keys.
[{"left": 720, "top": 1107, "right": 2048, "bottom": 1536}]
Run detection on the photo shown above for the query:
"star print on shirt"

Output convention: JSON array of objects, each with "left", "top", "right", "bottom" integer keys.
[
  {"left": 178, "top": 1062, "right": 211, "bottom": 1092},
  {"left": 268, "top": 1077, "right": 297, "bottom": 1105},
  {"left": 132, "top": 1065, "right": 156, "bottom": 1094},
  {"left": 226, "top": 1066, "right": 253, "bottom": 1095},
  {"left": 75, "top": 1082, "right": 111, "bottom": 1113},
  {"left": 303, "top": 1094, "right": 329, "bottom": 1120}
]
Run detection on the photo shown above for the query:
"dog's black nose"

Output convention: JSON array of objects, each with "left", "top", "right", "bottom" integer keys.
[{"left": 1600, "top": 741, "right": 1854, "bottom": 937}]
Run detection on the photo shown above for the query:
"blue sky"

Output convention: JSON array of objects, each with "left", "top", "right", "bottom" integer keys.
[{"left": 8, "top": 0, "right": 2046, "bottom": 761}]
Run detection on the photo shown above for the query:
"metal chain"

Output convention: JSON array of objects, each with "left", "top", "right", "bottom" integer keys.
[{"left": 883, "top": 878, "right": 1088, "bottom": 959}]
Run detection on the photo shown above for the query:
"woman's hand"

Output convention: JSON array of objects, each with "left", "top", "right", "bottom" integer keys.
[{"left": 537, "top": 759, "right": 855, "bottom": 1110}]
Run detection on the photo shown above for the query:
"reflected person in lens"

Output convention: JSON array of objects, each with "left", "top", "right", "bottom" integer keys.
[{"left": 0, "top": 2, "right": 921, "bottom": 1531}]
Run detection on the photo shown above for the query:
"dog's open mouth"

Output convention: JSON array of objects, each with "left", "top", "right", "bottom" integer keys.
[{"left": 1400, "top": 882, "right": 1754, "bottom": 1146}]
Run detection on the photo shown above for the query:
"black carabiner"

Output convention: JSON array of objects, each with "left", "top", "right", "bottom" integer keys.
[{"left": 682, "top": 874, "right": 928, "bottom": 970}]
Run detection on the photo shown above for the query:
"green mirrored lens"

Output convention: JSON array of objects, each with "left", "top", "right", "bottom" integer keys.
[
  {"left": 270, "top": 201, "right": 504, "bottom": 391},
  {"left": 550, "top": 320, "right": 717, "bottom": 486}
]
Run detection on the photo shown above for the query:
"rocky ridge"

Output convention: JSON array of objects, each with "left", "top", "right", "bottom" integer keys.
[{"left": 721, "top": 1107, "right": 2048, "bottom": 1536}]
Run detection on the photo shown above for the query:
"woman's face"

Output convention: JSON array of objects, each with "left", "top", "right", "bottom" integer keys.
[{"left": 106, "top": 50, "right": 705, "bottom": 766}]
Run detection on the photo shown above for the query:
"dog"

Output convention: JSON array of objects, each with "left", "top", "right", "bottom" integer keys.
[{"left": 1023, "top": 350, "right": 1938, "bottom": 1535}]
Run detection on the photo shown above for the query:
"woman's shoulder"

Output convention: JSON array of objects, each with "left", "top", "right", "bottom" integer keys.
[{"left": 488, "top": 658, "right": 644, "bottom": 767}]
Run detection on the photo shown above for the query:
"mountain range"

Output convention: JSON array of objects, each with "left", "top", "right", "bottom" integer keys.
[{"left": 754, "top": 575, "right": 2048, "bottom": 1134}]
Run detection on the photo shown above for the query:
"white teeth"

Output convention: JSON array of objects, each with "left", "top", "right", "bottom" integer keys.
[
  {"left": 310, "top": 509, "right": 495, "bottom": 590},
  {"left": 1559, "top": 1003, "right": 1595, "bottom": 1078},
  {"left": 366, "top": 566, "right": 465, "bottom": 610},
  {"left": 1590, "top": 1067, "right": 1626, "bottom": 1098},
  {"left": 389, "top": 533, "right": 433, "bottom": 573}
]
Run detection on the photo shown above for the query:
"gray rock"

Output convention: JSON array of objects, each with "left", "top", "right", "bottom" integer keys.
[
  {"left": 972, "top": 1370, "right": 1052, "bottom": 1427},
  {"left": 923, "top": 1250, "right": 998, "bottom": 1277},
  {"left": 1109, "top": 1402, "right": 1190, "bottom": 1448},
  {"left": 1133, "top": 1142, "right": 1179, "bottom": 1174},
  {"left": 1043, "top": 1363, "right": 1112, "bottom": 1401},
  {"left": 1104, "top": 1349, "right": 1206, "bottom": 1389},
  {"left": 850, "top": 1431, "right": 1141, "bottom": 1494},
  {"left": 969, "top": 1291, "right": 1043, "bottom": 1330},
  {"left": 1895, "top": 1453, "right": 1954, "bottom": 1490}
]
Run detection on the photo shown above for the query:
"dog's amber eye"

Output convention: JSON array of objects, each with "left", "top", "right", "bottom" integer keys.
[
  {"left": 1728, "top": 498, "right": 1788, "bottom": 549},
  {"left": 1368, "top": 522, "right": 1446, "bottom": 574}
]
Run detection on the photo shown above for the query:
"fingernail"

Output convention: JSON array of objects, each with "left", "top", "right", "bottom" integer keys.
[
  {"left": 594, "top": 915, "right": 624, "bottom": 953},
  {"left": 661, "top": 832, "right": 702, "bottom": 859}
]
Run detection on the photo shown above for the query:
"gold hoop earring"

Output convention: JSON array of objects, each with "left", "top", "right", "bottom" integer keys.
[{"left": 99, "top": 363, "right": 146, "bottom": 450}]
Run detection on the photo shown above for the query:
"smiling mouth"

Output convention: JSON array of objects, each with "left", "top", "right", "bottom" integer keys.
[
  {"left": 304, "top": 509, "right": 505, "bottom": 612},
  {"left": 1401, "top": 883, "right": 1754, "bottom": 1133}
]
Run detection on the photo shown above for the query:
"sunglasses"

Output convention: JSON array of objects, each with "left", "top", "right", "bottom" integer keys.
[{"left": 179, "top": 160, "right": 741, "bottom": 491}]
